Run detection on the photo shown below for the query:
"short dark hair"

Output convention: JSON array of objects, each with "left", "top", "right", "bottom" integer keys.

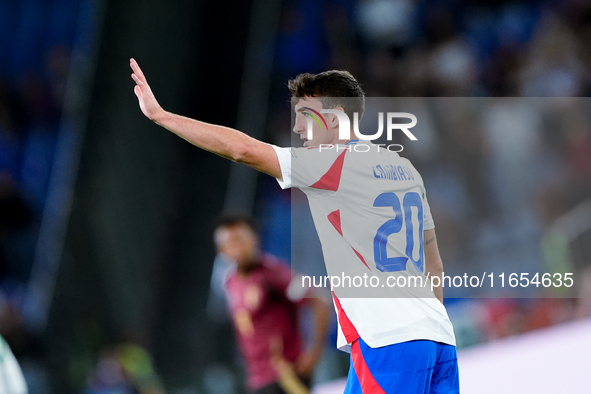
[
  {"left": 212, "top": 212, "right": 259, "bottom": 235},
  {"left": 288, "top": 70, "right": 366, "bottom": 120}
]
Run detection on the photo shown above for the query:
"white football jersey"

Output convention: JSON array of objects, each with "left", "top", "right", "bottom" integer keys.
[{"left": 272, "top": 141, "right": 456, "bottom": 352}]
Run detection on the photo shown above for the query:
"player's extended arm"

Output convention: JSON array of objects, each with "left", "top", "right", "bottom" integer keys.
[
  {"left": 424, "top": 228, "right": 444, "bottom": 303},
  {"left": 294, "top": 297, "right": 330, "bottom": 377},
  {"left": 130, "top": 58, "right": 282, "bottom": 179}
]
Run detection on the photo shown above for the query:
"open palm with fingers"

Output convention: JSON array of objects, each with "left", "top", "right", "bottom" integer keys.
[{"left": 130, "top": 58, "right": 163, "bottom": 120}]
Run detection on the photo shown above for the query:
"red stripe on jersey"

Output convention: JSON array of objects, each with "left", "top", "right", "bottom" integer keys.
[
  {"left": 310, "top": 150, "right": 347, "bottom": 191},
  {"left": 351, "top": 340, "right": 387, "bottom": 394},
  {"left": 352, "top": 247, "right": 371, "bottom": 271},
  {"left": 327, "top": 209, "right": 342, "bottom": 236},
  {"left": 332, "top": 292, "right": 360, "bottom": 344},
  {"left": 327, "top": 210, "right": 371, "bottom": 271}
]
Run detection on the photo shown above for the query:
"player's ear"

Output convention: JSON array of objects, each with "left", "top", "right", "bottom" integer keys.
[
  {"left": 331, "top": 106, "right": 346, "bottom": 127},
  {"left": 326, "top": 108, "right": 338, "bottom": 127}
]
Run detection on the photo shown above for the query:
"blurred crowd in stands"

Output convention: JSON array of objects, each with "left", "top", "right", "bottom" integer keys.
[
  {"left": 271, "top": 0, "right": 591, "bottom": 97},
  {"left": 84, "top": 342, "right": 165, "bottom": 394}
]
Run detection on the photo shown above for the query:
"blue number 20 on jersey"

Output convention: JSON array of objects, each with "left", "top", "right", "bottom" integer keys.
[{"left": 373, "top": 191, "right": 424, "bottom": 273}]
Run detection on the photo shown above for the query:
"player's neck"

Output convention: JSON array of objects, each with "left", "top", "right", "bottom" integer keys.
[
  {"left": 237, "top": 253, "right": 262, "bottom": 276},
  {"left": 336, "top": 138, "right": 352, "bottom": 145},
  {"left": 334, "top": 130, "right": 353, "bottom": 145}
]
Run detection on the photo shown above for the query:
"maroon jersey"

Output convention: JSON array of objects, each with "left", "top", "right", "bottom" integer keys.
[{"left": 225, "top": 254, "right": 307, "bottom": 390}]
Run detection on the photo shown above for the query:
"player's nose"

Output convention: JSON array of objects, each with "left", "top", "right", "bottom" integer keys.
[{"left": 293, "top": 120, "right": 305, "bottom": 134}]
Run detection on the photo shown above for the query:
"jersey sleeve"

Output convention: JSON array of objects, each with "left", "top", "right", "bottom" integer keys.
[
  {"left": 265, "top": 260, "right": 292, "bottom": 295},
  {"left": 264, "top": 257, "right": 314, "bottom": 304},
  {"left": 271, "top": 145, "right": 292, "bottom": 189},
  {"left": 408, "top": 160, "right": 435, "bottom": 231},
  {"left": 423, "top": 191, "right": 435, "bottom": 230},
  {"left": 271, "top": 145, "right": 345, "bottom": 190}
]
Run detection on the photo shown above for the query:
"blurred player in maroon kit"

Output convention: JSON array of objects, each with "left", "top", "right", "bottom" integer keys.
[{"left": 213, "top": 213, "right": 330, "bottom": 394}]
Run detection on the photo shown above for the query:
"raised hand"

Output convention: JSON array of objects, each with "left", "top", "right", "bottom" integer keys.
[{"left": 130, "top": 58, "right": 164, "bottom": 121}]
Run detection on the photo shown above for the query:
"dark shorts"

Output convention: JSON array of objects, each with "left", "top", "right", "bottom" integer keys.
[{"left": 344, "top": 338, "right": 459, "bottom": 394}]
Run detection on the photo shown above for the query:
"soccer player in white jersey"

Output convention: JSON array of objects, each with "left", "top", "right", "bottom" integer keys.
[
  {"left": 0, "top": 334, "right": 28, "bottom": 394},
  {"left": 130, "top": 58, "right": 459, "bottom": 393}
]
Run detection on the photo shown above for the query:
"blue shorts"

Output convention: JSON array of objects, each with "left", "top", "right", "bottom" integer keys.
[{"left": 344, "top": 339, "right": 459, "bottom": 394}]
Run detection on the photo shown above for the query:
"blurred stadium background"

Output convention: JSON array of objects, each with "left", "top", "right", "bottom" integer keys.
[{"left": 1, "top": 0, "right": 591, "bottom": 392}]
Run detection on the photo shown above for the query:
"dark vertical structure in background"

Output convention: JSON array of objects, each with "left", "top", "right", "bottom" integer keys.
[{"left": 46, "top": 0, "right": 253, "bottom": 391}]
